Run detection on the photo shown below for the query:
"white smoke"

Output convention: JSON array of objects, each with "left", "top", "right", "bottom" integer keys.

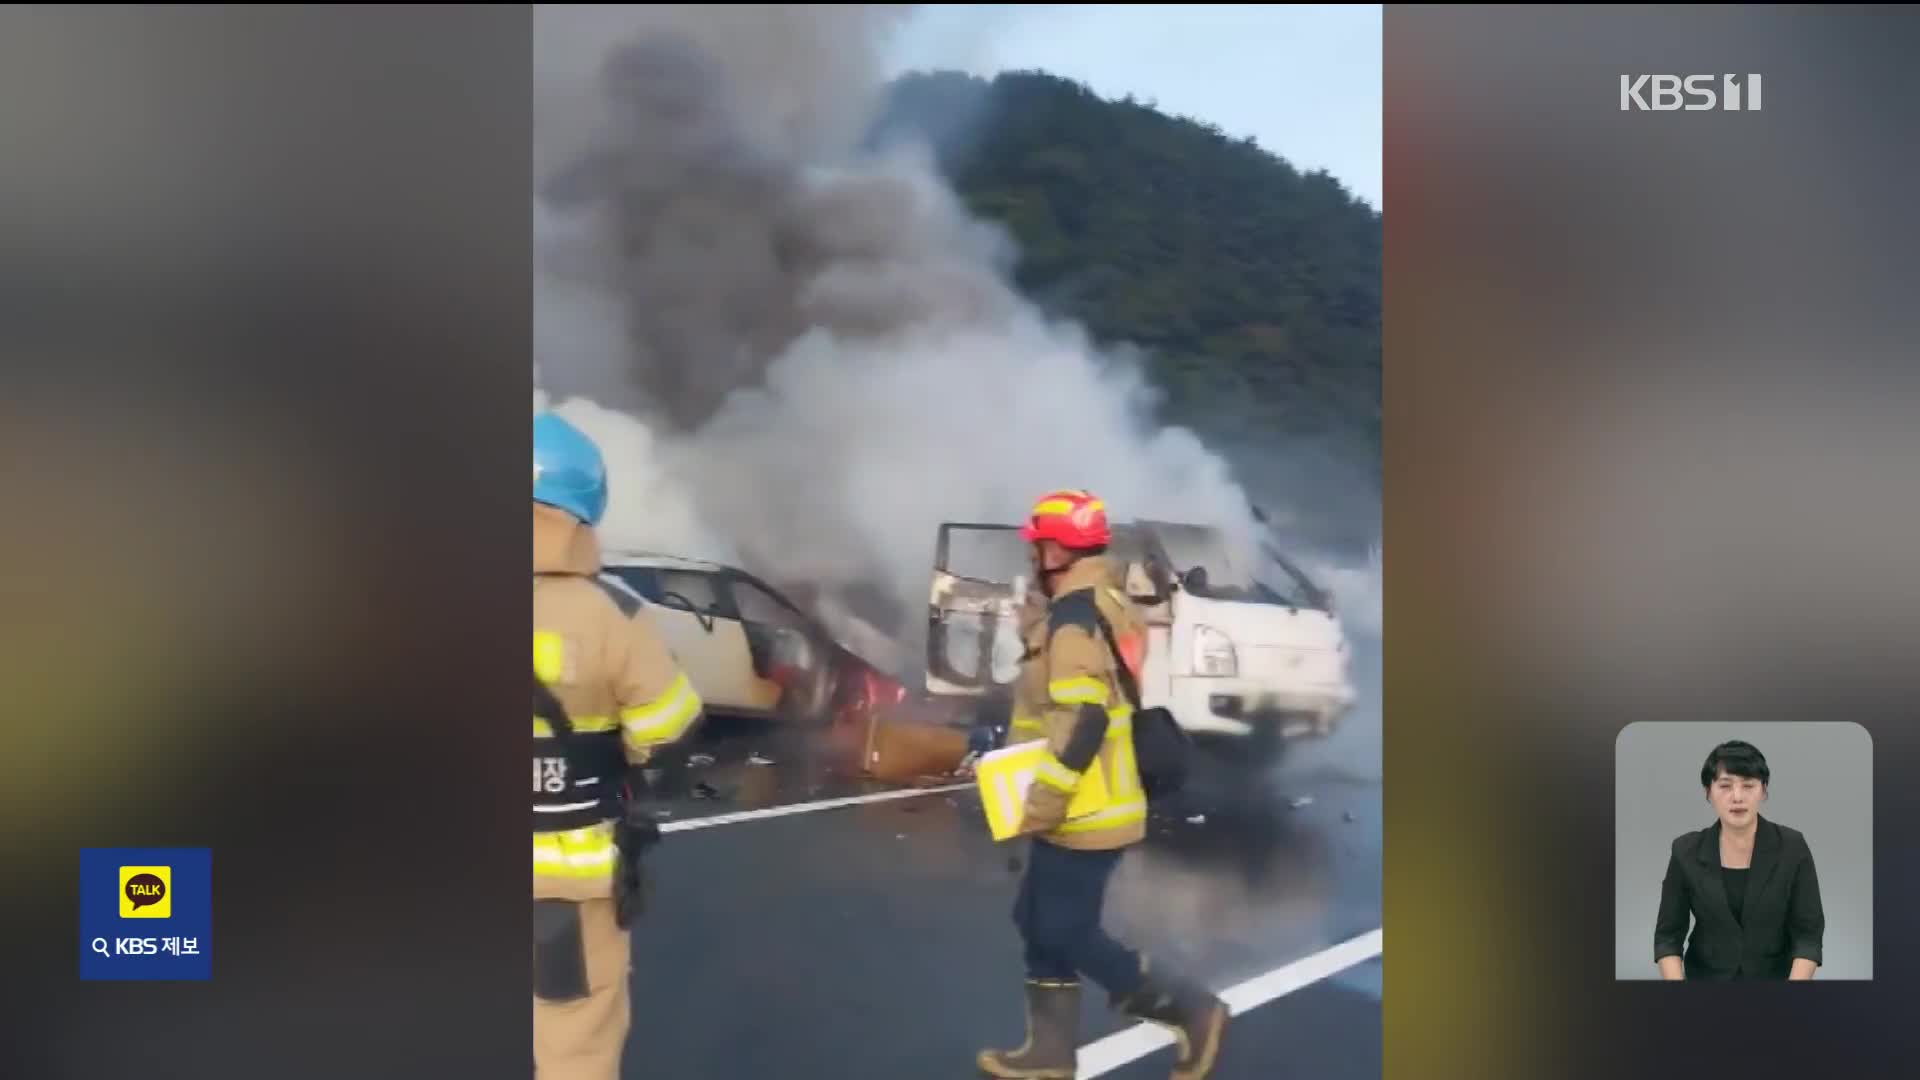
[
  {"left": 1309, "top": 540, "right": 1383, "bottom": 640},
  {"left": 533, "top": 384, "right": 735, "bottom": 565},
  {"left": 532, "top": 5, "right": 1353, "bottom": 647}
]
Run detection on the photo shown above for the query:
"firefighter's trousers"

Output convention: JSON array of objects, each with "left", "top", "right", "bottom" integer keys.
[
  {"left": 533, "top": 896, "right": 630, "bottom": 1080},
  {"left": 1013, "top": 838, "right": 1147, "bottom": 998}
]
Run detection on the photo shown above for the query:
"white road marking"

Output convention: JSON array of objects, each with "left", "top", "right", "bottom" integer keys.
[
  {"left": 657, "top": 782, "right": 972, "bottom": 834},
  {"left": 1077, "top": 928, "right": 1384, "bottom": 1077},
  {"left": 658, "top": 781, "right": 1382, "bottom": 1075}
]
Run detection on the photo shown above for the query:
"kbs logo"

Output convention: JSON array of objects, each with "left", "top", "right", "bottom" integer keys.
[{"left": 1620, "top": 74, "right": 1763, "bottom": 112}]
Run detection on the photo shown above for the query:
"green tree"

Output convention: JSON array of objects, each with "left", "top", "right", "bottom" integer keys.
[{"left": 874, "top": 70, "right": 1382, "bottom": 473}]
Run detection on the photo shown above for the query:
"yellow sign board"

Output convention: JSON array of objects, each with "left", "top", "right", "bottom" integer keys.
[{"left": 974, "top": 741, "right": 1111, "bottom": 842}]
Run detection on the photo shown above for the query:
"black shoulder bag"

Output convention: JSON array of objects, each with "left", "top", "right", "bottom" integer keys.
[{"left": 1085, "top": 604, "right": 1190, "bottom": 799}]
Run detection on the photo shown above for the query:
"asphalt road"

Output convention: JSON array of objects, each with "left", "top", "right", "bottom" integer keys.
[{"left": 620, "top": 654, "right": 1383, "bottom": 1079}]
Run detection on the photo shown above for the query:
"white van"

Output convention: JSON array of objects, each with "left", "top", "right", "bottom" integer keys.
[{"left": 924, "top": 519, "right": 1358, "bottom": 761}]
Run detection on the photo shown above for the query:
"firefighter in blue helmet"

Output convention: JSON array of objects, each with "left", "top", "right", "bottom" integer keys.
[
  {"left": 534, "top": 411, "right": 611, "bottom": 528},
  {"left": 532, "top": 410, "right": 705, "bottom": 1080}
]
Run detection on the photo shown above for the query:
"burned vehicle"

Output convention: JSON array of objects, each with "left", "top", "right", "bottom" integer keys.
[{"left": 598, "top": 553, "right": 908, "bottom": 729}]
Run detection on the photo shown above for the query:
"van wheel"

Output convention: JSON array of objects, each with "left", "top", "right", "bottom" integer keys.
[
  {"left": 1193, "top": 732, "right": 1286, "bottom": 770},
  {"left": 1246, "top": 725, "right": 1288, "bottom": 770}
]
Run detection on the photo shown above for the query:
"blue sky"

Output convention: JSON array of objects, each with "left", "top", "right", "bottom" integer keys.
[{"left": 885, "top": 4, "right": 1383, "bottom": 210}]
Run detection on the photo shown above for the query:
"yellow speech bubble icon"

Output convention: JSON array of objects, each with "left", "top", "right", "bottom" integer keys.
[{"left": 119, "top": 865, "right": 172, "bottom": 918}]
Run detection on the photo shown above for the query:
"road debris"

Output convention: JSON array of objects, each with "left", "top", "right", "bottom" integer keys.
[
  {"left": 748, "top": 752, "right": 775, "bottom": 766},
  {"left": 1289, "top": 796, "right": 1315, "bottom": 810},
  {"left": 691, "top": 781, "right": 723, "bottom": 800},
  {"left": 1186, "top": 814, "right": 1208, "bottom": 825},
  {"left": 863, "top": 716, "right": 969, "bottom": 783},
  {"left": 687, "top": 753, "right": 717, "bottom": 768}
]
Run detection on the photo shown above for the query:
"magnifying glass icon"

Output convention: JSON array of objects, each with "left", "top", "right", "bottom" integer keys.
[{"left": 90, "top": 937, "right": 110, "bottom": 958}]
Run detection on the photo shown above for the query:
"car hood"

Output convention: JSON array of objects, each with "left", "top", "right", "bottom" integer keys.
[{"left": 1179, "top": 591, "right": 1346, "bottom": 652}]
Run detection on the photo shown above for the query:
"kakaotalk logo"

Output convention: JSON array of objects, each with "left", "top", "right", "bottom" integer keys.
[
  {"left": 1621, "top": 74, "right": 1763, "bottom": 112},
  {"left": 119, "top": 865, "right": 172, "bottom": 918}
]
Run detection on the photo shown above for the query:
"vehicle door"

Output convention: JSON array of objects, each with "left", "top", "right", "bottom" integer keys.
[
  {"left": 926, "top": 522, "right": 1171, "bottom": 698},
  {"left": 716, "top": 571, "right": 821, "bottom": 718},
  {"left": 924, "top": 523, "right": 1031, "bottom": 698}
]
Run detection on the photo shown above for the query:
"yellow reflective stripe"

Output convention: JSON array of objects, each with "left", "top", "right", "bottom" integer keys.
[
  {"left": 1033, "top": 496, "right": 1103, "bottom": 517},
  {"left": 534, "top": 714, "right": 618, "bottom": 737},
  {"left": 533, "top": 631, "right": 567, "bottom": 684},
  {"left": 1054, "top": 798, "right": 1147, "bottom": 834},
  {"left": 1034, "top": 755, "right": 1082, "bottom": 793},
  {"left": 1010, "top": 714, "right": 1046, "bottom": 736},
  {"left": 1009, "top": 708, "right": 1130, "bottom": 743},
  {"left": 1048, "top": 676, "right": 1110, "bottom": 706},
  {"left": 1030, "top": 706, "right": 1129, "bottom": 728},
  {"left": 620, "top": 672, "right": 703, "bottom": 750},
  {"left": 531, "top": 821, "right": 618, "bottom": 878}
]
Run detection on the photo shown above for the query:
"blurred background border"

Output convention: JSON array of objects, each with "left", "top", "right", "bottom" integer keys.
[{"left": 1384, "top": 5, "right": 1920, "bottom": 1077}]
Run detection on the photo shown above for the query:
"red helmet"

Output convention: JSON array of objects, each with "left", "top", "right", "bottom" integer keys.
[{"left": 1019, "top": 489, "right": 1111, "bottom": 549}]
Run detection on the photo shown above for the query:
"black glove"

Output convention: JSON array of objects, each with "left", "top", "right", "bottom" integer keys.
[
  {"left": 613, "top": 855, "right": 646, "bottom": 929},
  {"left": 612, "top": 796, "right": 662, "bottom": 929},
  {"left": 623, "top": 805, "right": 661, "bottom": 852}
]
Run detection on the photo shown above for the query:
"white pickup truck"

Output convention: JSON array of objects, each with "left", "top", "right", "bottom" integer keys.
[{"left": 924, "top": 518, "right": 1358, "bottom": 763}]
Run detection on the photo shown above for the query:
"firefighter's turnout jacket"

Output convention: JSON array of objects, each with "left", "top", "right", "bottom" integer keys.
[
  {"left": 1007, "top": 554, "right": 1149, "bottom": 850},
  {"left": 533, "top": 503, "right": 704, "bottom": 902}
]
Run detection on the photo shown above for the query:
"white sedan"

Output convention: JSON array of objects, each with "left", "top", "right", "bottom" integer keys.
[{"left": 598, "top": 552, "right": 903, "bottom": 727}]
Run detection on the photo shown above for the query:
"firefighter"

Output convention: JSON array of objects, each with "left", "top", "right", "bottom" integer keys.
[
  {"left": 533, "top": 410, "right": 706, "bottom": 1080},
  {"left": 977, "top": 489, "right": 1230, "bottom": 1080}
]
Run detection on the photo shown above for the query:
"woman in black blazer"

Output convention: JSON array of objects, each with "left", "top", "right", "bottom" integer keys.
[{"left": 1653, "top": 740, "right": 1825, "bottom": 980}]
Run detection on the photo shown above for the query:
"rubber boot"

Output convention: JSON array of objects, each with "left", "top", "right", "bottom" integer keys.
[
  {"left": 1116, "top": 968, "right": 1230, "bottom": 1080},
  {"left": 977, "top": 979, "right": 1081, "bottom": 1079}
]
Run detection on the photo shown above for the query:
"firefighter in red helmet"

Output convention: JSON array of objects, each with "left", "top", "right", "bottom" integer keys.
[{"left": 976, "top": 490, "right": 1230, "bottom": 1080}]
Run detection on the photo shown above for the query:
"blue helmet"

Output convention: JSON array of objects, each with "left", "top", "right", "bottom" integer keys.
[{"left": 533, "top": 411, "right": 608, "bottom": 526}]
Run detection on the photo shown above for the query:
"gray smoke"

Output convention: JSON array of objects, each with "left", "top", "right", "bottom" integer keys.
[
  {"left": 533, "top": 5, "right": 1283, "bottom": 645},
  {"left": 534, "top": 4, "right": 928, "bottom": 425}
]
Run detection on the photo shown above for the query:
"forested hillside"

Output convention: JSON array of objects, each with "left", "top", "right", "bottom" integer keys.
[{"left": 872, "top": 70, "right": 1382, "bottom": 482}]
